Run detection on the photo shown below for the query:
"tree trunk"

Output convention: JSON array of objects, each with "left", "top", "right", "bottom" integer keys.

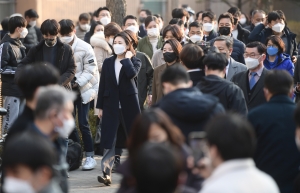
[{"left": 106, "top": 0, "right": 126, "bottom": 27}]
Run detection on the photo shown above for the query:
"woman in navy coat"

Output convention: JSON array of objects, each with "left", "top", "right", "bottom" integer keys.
[{"left": 96, "top": 31, "right": 141, "bottom": 185}]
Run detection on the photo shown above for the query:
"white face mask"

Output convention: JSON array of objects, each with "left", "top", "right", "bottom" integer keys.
[
  {"left": 272, "top": 23, "right": 285, "bottom": 33},
  {"left": 100, "top": 17, "right": 111, "bottom": 26},
  {"left": 158, "top": 23, "right": 163, "bottom": 30},
  {"left": 80, "top": 24, "right": 90, "bottom": 31},
  {"left": 254, "top": 22, "right": 263, "bottom": 26},
  {"left": 108, "top": 37, "right": 114, "bottom": 46},
  {"left": 20, "top": 28, "right": 28, "bottom": 38},
  {"left": 60, "top": 35, "right": 74, "bottom": 44},
  {"left": 190, "top": 35, "right": 202, "bottom": 43},
  {"left": 29, "top": 20, "right": 36, "bottom": 27},
  {"left": 296, "top": 136, "right": 300, "bottom": 150},
  {"left": 245, "top": 56, "right": 261, "bottom": 70},
  {"left": 126, "top": 25, "right": 139, "bottom": 34},
  {"left": 3, "top": 177, "right": 35, "bottom": 193},
  {"left": 189, "top": 16, "right": 194, "bottom": 23},
  {"left": 240, "top": 18, "right": 246, "bottom": 25},
  {"left": 203, "top": 23, "right": 214, "bottom": 32},
  {"left": 55, "top": 117, "right": 75, "bottom": 138},
  {"left": 113, "top": 44, "right": 126, "bottom": 55},
  {"left": 95, "top": 31, "right": 104, "bottom": 37},
  {"left": 147, "top": 28, "right": 159, "bottom": 38}
]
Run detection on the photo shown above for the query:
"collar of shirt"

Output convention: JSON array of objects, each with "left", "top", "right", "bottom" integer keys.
[
  {"left": 249, "top": 65, "right": 264, "bottom": 78},
  {"left": 32, "top": 123, "right": 50, "bottom": 139},
  {"left": 187, "top": 69, "right": 201, "bottom": 73}
]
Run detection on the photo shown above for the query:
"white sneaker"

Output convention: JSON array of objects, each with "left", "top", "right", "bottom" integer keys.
[{"left": 82, "top": 157, "right": 97, "bottom": 170}]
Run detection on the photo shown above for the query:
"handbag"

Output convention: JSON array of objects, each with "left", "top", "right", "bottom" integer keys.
[{"left": 94, "top": 118, "right": 102, "bottom": 144}]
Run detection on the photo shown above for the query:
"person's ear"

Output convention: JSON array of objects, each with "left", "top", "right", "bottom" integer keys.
[
  {"left": 263, "top": 87, "right": 270, "bottom": 101},
  {"left": 73, "top": 29, "right": 76, "bottom": 34},
  {"left": 187, "top": 80, "right": 193, "bottom": 88},
  {"left": 289, "top": 86, "right": 294, "bottom": 98},
  {"left": 229, "top": 48, "right": 233, "bottom": 55}
]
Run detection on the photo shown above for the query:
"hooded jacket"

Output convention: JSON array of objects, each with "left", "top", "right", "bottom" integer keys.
[
  {"left": 0, "top": 34, "right": 26, "bottom": 97},
  {"left": 264, "top": 53, "right": 294, "bottom": 76},
  {"left": 157, "top": 87, "right": 225, "bottom": 139},
  {"left": 90, "top": 32, "right": 112, "bottom": 72},
  {"left": 197, "top": 75, "right": 248, "bottom": 115}
]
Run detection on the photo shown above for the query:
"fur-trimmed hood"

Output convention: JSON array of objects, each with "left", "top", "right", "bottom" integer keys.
[{"left": 90, "top": 33, "right": 112, "bottom": 54}]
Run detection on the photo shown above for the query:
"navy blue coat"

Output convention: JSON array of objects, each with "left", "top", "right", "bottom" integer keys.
[
  {"left": 96, "top": 55, "right": 141, "bottom": 149},
  {"left": 248, "top": 95, "right": 300, "bottom": 193}
]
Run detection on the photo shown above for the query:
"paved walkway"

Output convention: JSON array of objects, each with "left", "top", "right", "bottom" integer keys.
[{"left": 69, "top": 155, "right": 125, "bottom": 193}]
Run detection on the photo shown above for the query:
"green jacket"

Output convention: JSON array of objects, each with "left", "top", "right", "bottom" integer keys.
[{"left": 137, "top": 36, "right": 164, "bottom": 59}]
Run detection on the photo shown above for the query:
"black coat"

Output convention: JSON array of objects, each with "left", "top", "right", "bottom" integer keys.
[
  {"left": 231, "top": 68, "right": 267, "bottom": 111},
  {"left": 0, "top": 34, "right": 26, "bottom": 97},
  {"left": 188, "top": 70, "right": 205, "bottom": 87},
  {"left": 294, "top": 56, "right": 300, "bottom": 102},
  {"left": 136, "top": 51, "right": 153, "bottom": 110},
  {"left": 22, "top": 25, "right": 43, "bottom": 53},
  {"left": 244, "top": 24, "right": 254, "bottom": 32},
  {"left": 203, "top": 30, "right": 218, "bottom": 42},
  {"left": 248, "top": 24, "right": 298, "bottom": 58},
  {"left": 237, "top": 23, "right": 250, "bottom": 44},
  {"left": 138, "top": 25, "right": 147, "bottom": 38},
  {"left": 197, "top": 75, "right": 248, "bottom": 115},
  {"left": 248, "top": 95, "right": 300, "bottom": 193},
  {"left": 210, "top": 35, "right": 245, "bottom": 64},
  {"left": 156, "top": 87, "right": 225, "bottom": 140},
  {"left": 18, "top": 38, "right": 76, "bottom": 90},
  {"left": 84, "top": 31, "right": 91, "bottom": 44},
  {"left": 96, "top": 56, "right": 141, "bottom": 149}
]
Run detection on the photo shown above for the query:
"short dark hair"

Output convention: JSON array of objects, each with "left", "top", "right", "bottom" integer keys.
[
  {"left": 203, "top": 52, "right": 228, "bottom": 71},
  {"left": 196, "top": 11, "right": 204, "bottom": 19},
  {"left": 227, "top": 7, "right": 241, "bottom": 18},
  {"left": 180, "top": 44, "right": 204, "bottom": 69},
  {"left": 79, "top": 13, "right": 91, "bottom": 21},
  {"left": 90, "top": 21, "right": 103, "bottom": 36},
  {"left": 132, "top": 142, "right": 183, "bottom": 193},
  {"left": 218, "top": 12, "right": 234, "bottom": 25},
  {"left": 59, "top": 19, "right": 75, "bottom": 36},
  {"left": 24, "top": 9, "right": 39, "bottom": 18},
  {"left": 154, "top": 14, "right": 163, "bottom": 21},
  {"left": 8, "top": 16, "right": 26, "bottom": 34},
  {"left": 246, "top": 41, "right": 267, "bottom": 55},
  {"left": 276, "top": 10, "right": 286, "bottom": 22},
  {"left": 264, "top": 70, "right": 293, "bottom": 96},
  {"left": 145, "top": 16, "right": 159, "bottom": 28},
  {"left": 40, "top": 19, "right": 60, "bottom": 36},
  {"left": 161, "top": 65, "right": 190, "bottom": 85},
  {"left": 3, "top": 131, "right": 57, "bottom": 172},
  {"left": 113, "top": 31, "right": 136, "bottom": 56},
  {"left": 123, "top": 15, "right": 137, "bottom": 26},
  {"left": 1, "top": 17, "right": 9, "bottom": 31},
  {"left": 16, "top": 63, "right": 60, "bottom": 100},
  {"left": 162, "top": 39, "right": 182, "bottom": 62},
  {"left": 267, "top": 11, "right": 281, "bottom": 23},
  {"left": 266, "top": 35, "right": 285, "bottom": 54},
  {"left": 172, "top": 8, "right": 189, "bottom": 20},
  {"left": 96, "top": 7, "right": 111, "bottom": 17},
  {"left": 141, "top": 9, "right": 152, "bottom": 16},
  {"left": 104, "top": 22, "right": 122, "bottom": 38},
  {"left": 162, "top": 25, "right": 183, "bottom": 42},
  {"left": 169, "top": 18, "right": 184, "bottom": 28},
  {"left": 188, "top": 21, "right": 203, "bottom": 31},
  {"left": 202, "top": 11, "right": 216, "bottom": 21},
  {"left": 214, "top": 36, "right": 234, "bottom": 49},
  {"left": 205, "top": 114, "right": 256, "bottom": 161},
  {"left": 295, "top": 102, "right": 300, "bottom": 127}
]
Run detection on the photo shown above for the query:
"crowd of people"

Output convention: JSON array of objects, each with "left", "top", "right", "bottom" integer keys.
[{"left": 0, "top": 4, "right": 300, "bottom": 193}]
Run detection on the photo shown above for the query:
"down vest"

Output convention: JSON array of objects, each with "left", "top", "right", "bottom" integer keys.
[
  {"left": 90, "top": 33, "right": 112, "bottom": 72},
  {"left": 72, "top": 36, "right": 99, "bottom": 104}
]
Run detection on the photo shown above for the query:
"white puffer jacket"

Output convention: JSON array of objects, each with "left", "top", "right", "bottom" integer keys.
[
  {"left": 90, "top": 33, "right": 112, "bottom": 72},
  {"left": 72, "top": 36, "right": 99, "bottom": 104}
]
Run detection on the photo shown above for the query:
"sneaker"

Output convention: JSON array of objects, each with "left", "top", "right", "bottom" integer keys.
[
  {"left": 97, "top": 175, "right": 111, "bottom": 186},
  {"left": 82, "top": 157, "right": 97, "bottom": 171}
]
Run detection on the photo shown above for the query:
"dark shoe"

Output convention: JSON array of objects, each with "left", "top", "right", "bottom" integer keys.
[
  {"left": 112, "top": 156, "right": 121, "bottom": 173},
  {"left": 97, "top": 175, "right": 111, "bottom": 186}
]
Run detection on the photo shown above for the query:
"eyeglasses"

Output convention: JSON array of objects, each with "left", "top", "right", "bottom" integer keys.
[
  {"left": 243, "top": 53, "right": 261, "bottom": 58},
  {"left": 99, "top": 14, "right": 110, "bottom": 17}
]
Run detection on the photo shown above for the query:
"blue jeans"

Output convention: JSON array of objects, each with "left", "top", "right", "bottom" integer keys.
[{"left": 73, "top": 96, "right": 94, "bottom": 157}]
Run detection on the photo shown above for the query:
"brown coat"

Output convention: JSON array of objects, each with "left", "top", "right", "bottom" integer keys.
[{"left": 152, "top": 62, "right": 181, "bottom": 104}]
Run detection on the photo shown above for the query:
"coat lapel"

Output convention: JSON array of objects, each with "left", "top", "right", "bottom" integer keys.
[
  {"left": 108, "top": 56, "right": 118, "bottom": 86},
  {"left": 238, "top": 71, "right": 249, "bottom": 103},
  {"left": 249, "top": 68, "right": 266, "bottom": 102},
  {"left": 227, "top": 58, "right": 237, "bottom": 80}
]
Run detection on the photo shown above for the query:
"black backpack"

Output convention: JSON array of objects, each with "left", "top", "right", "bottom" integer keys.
[{"left": 67, "top": 139, "right": 83, "bottom": 171}]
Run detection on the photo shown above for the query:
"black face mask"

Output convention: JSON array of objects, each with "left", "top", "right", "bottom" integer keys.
[
  {"left": 219, "top": 27, "right": 231, "bottom": 36},
  {"left": 163, "top": 52, "right": 177, "bottom": 63},
  {"left": 139, "top": 17, "right": 146, "bottom": 23},
  {"left": 45, "top": 38, "right": 57, "bottom": 47}
]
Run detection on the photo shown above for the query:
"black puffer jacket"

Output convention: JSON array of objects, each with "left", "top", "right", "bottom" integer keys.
[
  {"left": 21, "top": 25, "right": 43, "bottom": 53},
  {"left": 0, "top": 34, "right": 26, "bottom": 97},
  {"left": 18, "top": 38, "right": 76, "bottom": 90}
]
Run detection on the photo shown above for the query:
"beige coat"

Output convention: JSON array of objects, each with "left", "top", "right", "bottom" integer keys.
[
  {"left": 90, "top": 33, "right": 112, "bottom": 72},
  {"left": 151, "top": 49, "right": 165, "bottom": 68}
]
